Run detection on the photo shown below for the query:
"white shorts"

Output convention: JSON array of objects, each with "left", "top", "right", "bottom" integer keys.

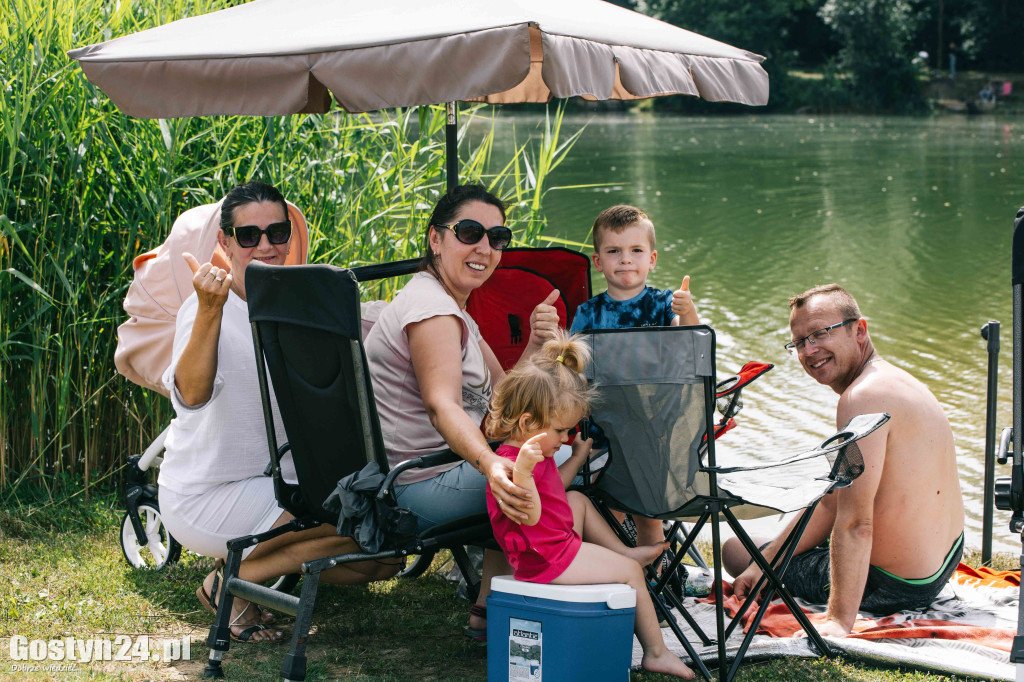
[{"left": 160, "top": 477, "right": 285, "bottom": 560}]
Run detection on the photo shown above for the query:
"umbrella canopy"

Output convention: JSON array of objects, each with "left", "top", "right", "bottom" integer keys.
[{"left": 68, "top": 0, "right": 768, "bottom": 119}]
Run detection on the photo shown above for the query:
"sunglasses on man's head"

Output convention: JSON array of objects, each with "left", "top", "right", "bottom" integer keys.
[
  {"left": 223, "top": 220, "right": 292, "bottom": 248},
  {"left": 435, "top": 219, "right": 513, "bottom": 251}
]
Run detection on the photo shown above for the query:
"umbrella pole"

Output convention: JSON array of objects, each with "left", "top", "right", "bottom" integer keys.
[
  {"left": 446, "top": 102, "right": 458, "bottom": 192},
  {"left": 981, "top": 319, "right": 1000, "bottom": 565}
]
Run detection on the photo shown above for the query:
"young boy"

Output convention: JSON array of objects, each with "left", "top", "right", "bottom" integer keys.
[
  {"left": 569, "top": 204, "right": 699, "bottom": 562},
  {"left": 570, "top": 204, "right": 698, "bottom": 333}
]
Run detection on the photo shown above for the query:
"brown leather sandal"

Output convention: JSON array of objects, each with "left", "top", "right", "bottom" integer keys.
[{"left": 196, "top": 561, "right": 276, "bottom": 626}]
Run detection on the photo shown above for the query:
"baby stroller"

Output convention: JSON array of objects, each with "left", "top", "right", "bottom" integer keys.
[{"left": 115, "top": 198, "right": 309, "bottom": 582}]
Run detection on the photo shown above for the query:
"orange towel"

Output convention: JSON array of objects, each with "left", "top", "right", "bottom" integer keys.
[
  {"left": 703, "top": 565, "right": 1020, "bottom": 649},
  {"left": 952, "top": 562, "right": 1020, "bottom": 588}
]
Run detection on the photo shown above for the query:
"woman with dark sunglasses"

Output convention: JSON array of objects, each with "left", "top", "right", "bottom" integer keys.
[
  {"left": 365, "top": 184, "right": 561, "bottom": 642},
  {"left": 159, "top": 181, "right": 401, "bottom": 644}
]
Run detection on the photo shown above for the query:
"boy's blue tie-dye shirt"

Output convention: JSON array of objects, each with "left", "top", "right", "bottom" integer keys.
[{"left": 568, "top": 287, "right": 675, "bottom": 334}]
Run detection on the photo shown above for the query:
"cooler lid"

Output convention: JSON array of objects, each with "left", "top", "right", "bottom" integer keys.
[{"left": 490, "top": 576, "right": 636, "bottom": 610}]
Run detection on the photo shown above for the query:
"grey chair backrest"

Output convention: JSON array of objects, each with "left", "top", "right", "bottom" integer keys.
[{"left": 583, "top": 325, "right": 717, "bottom": 519}]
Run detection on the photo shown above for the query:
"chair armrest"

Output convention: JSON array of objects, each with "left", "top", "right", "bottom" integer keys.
[
  {"left": 376, "top": 441, "right": 501, "bottom": 500},
  {"left": 350, "top": 259, "right": 420, "bottom": 282},
  {"left": 264, "top": 442, "right": 293, "bottom": 477},
  {"left": 705, "top": 412, "right": 889, "bottom": 475}
]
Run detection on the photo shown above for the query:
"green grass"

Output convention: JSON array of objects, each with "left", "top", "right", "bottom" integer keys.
[{"left": 0, "top": 494, "right": 1010, "bottom": 681}]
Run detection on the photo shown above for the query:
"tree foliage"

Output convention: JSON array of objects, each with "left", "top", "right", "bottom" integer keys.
[
  {"left": 636, "top": 0, "right": 1024, "bottom": 113},
  {"left": 935, "top": 0, "right": 1024, "bottom": 71},
  {"left": 819, "top": 0, "right": 926, "bottom": 112},
  {"left": 640, "top": 0, "right": 817, "bottom": 108}
]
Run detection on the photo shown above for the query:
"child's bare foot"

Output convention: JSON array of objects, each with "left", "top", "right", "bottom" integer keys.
[
  {"left": 625, "top": 541, "right": 670, "bottom": 569},
  {"left": 641, "top": 649, "right": 695, "bottom": 680}
]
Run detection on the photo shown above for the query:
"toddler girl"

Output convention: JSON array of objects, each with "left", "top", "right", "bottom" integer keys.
[{"left": 485, "top": 331, "right": 694, "bottom": 679}]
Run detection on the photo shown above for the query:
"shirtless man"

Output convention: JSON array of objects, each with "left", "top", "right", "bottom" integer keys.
[{"left": 723, "top": 284, "right": 964, "bottom": 636}]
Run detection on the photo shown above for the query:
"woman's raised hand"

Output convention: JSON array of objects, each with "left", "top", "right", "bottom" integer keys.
[
  {"left": 184, "top": 252, "right": 232, "bottom": 311},
  {"left": 528, "top": 289, "right": 561, "bottom": 348}
]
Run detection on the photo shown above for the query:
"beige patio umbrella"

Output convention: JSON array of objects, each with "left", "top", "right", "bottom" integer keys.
[{"left": 69, "top": 0, "right": 768, "bottom": 185}]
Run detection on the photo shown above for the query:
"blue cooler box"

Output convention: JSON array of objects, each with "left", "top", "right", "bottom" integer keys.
[{"left": 486, "top": 576, "right": 636, "bottom": 681}]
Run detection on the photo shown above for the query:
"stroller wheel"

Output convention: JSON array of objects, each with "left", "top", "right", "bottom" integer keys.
[{"left": 120, "top": 501, "right": 182, "bottom": 569}]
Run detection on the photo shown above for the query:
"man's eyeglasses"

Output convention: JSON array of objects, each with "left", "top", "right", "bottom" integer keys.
[
  {"left": 223, "top": 221, "right": 292, "bottom": 248},
  {"left": 785, "top": 318, "right": 858, "bottom": 353},
  {"left": 435, "top": 219, "right": 513, "bottom": 251}
]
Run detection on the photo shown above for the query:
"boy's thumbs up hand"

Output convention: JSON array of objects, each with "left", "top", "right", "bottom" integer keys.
[
  {"left": 672, "top": 275, "right": 698, "bottom": 324},
  {"left": 529, "top": 288, "right": 561, "bottom": 348}
]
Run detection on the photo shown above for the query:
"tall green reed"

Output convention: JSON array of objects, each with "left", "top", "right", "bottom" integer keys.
[{"left": 0, "top": 0, "right": 578, "bottom": 502}]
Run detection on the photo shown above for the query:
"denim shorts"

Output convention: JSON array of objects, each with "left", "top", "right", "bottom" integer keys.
[
  {"left": 778, "top": 533, "right": 964, "bottom": 615},
  {"left": 393, "top": 460, "right": 488, "bottom": 532}
]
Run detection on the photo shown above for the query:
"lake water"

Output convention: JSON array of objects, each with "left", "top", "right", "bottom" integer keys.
[{"left": 493, "top": 113, "right": 1023, "bottom": 552}]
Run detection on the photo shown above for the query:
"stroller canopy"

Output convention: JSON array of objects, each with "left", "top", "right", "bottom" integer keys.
[{"left": 115, "top": 199, "right": 310, "bottom": 395}]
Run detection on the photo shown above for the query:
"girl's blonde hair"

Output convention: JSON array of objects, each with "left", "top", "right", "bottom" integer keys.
[{"left": 486, "top": 329, "right": 594, "bottom": 441}]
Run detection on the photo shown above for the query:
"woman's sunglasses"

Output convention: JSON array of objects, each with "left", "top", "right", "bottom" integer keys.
[
  {"left": 435, "top": 219, "right": 513, "bottom": 251},
  {"left": 223, "top": 220, "right": 292, "bottom": 249}
]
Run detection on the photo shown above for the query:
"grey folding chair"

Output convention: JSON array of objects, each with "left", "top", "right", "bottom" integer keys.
[{"left": 580, "top": 325, "right": 888, "bottom": 681}]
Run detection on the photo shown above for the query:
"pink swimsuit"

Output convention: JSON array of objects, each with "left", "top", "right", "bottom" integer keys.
[{"left": 487, "top": 444, "right": 582, "bottom": 583}]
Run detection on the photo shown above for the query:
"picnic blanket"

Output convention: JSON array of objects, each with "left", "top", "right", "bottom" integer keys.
[{"left": 631, "top": 565, "right": 1021, "bottom": 680}]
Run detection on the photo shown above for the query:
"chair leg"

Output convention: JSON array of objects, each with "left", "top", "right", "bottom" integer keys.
[
  {"left": 725, "top": 582, "right": 779, "bottom": 682},
  {"left": 451, "top": 545, "right": 481, "bottom": 604},
  {"left": 280, "top": 570, "right": 322, "bottom": 682},
  {"left": 203, "top": 549, "right": 242, "bottom": 679},
  {"left": 721, "top": 519, "right": 800, "bottom": 642},
  {"left": 396, "top": 551, "right": 436, "bottom": 580},
  {"left": 710, "top": 512, "right": 729, "bottom": 682},
  {"left": 659, "top": 512, "right": 714, "bottom": 647},
  {"left": 722, "top": 507, "right": 834, "bottom": 661},
  {"left": 592, "top": 500, "right": 719, "bottom": 657},
  {"left": 656, "top": 573, "right": 712, "bottom": 647},
  {"left": 667, "top": 521, "right": 710, "bottom": 571},
  {"left": 649, "top": 581, "right": 712, "bottom": 681},
  {"left": 589, "top": 498, "right": 644, "bottom": 553}
]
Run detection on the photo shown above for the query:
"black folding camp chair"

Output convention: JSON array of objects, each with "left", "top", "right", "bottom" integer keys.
[
  {"left": 201, "top": 261, "right": 494, "bottom": 682},
  {"left": 579, "top": 325, "right": 889, "bottom": 681}
]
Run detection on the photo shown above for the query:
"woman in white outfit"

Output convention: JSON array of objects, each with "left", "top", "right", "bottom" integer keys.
[{"left": 159, "top": 181, "right": 400, "bottom": 643}]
